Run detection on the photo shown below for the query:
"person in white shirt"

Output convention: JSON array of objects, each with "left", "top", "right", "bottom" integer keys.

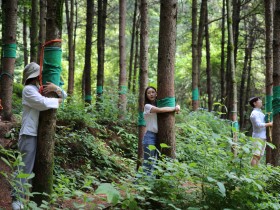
[
  {"left": 249, "top": 96, "right": 273, "bottom": 167},
  {"left": 12, "top": 62, "right": 67, "bottom": 210},
  {"left": 142, "top": 86, "right": 180, "bottom": 175}
]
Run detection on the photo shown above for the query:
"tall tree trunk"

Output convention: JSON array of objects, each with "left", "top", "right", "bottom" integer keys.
[
  {"left": 30, "top": 0, "right": 39, "bottom": 62},
  {"left": 118, "top": 0, "right": 127, "bottom": 119},
  {"left": 128, "top": 0, "right": 138, "bottom": 91},
  {"left": 245, "top": 56, "right": 252, "bottom": 114},
  {"left": 220, "top": 0, "right": 226, "bottom": 114},
  {"left": 0, "top": 0, "right": 17, "bottom": 121},
  {"left": 239, "top": 18, "right": 255, "bottom": 130},
  {"left": 84, "top": 0, "right": 94, "bottom": 104},
  {"left": 66, "top": 0, "right": 75, "bottom": 95},
  {"left": 245, "top": 55, "right": 252, "bottom": 123},
  {"left": 205, "top": 3, "right": 212, "bottom": 112},
  {"left": 136, "top": 0, "right": 148, "bottom": 170},
  {"left": 71, "top": 0, "right": 77, "bottom": 94},
  {"left": 37, "top": 0, "right": 47, "bottom": 64},
  {"left": 197, "top": 0, "right": 207, "bottom": 91},
  {"left": 32, "top": 0, "right": 63, "bottom": 204},
  {"left": 225, "top": 0, "right": 241, "bottom": 119},
  {"left": 272, "top": 0, "right": 280, "bottom": 166},
  {"left": 191, "top": 0, "right": 199, "bottom": 111},
  {"left": 96, "top": 0, "right": 107, "bottom": 106},
  {"left": 226, "top": 0, "right": 238, "bottom": 155},
  {"left": 264, "top": 0, "right": 274, "bottom": 164},
  {"left": 226, "top": 39, "right": 233, "bottom": 119},
  {"left": 157, "top": 0, "right": 177, "bottom": 158},
  {"left": 232, "top": 0, "right": 241, "bottom": 65},
  {"left": 23, "top": 5, "right": 28, "bottom": 68},
  {"left": 238, "top": 20, "right": 248, "bottom": 130},
  {"left": 132, "top": 19, "right": 140, "bottom": 94}
]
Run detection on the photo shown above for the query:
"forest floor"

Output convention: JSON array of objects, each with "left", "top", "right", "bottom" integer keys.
[
  {"left": 0, "top": 120, "right": 15, "bottom": 210},
  {"left": 0, "top": 121, "right": 111, "bottom": 210}
]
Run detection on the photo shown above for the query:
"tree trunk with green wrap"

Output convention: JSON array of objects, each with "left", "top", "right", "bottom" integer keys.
[
  {"left": 0, "top": 0, "right": 18, "bottom": 121},
  {"left": 191, "top": 0, "right": 199, "bottom": 111},
  {"left": 118, "top": 0, "right": 127, "bottom": 120},
  {"left": 96, "top": 0, "right": 107, "bottom": 107},
  {"left": 157, "top": 0, "right": 177, "bottom": 158},
  {"left": 32, "top": 0, "right": 64, "bottom": 204},
  {"left": 272, "top": 1, "right": 280, "bottom": 166},
  {"left": 264, "top": 0, "right": 273, "bottom": 164},
  {"left": 137, "top": 0, "right": 148, "bottom": 170},
  {"left": 84, "top": 0, "right": 94, "bottom": 104}
]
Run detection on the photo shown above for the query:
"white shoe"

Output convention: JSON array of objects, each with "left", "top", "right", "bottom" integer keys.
[{"left": 12, "top": 200, "right": 24, "bottom": 210}]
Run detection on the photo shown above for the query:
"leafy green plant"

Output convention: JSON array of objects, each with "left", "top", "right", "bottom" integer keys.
[{"left": 0, "top": 146, "right": 45, "bottom": 209}]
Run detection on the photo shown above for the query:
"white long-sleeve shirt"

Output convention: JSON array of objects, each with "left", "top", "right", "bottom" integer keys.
[
  {"left": 144, "top": 104, "right": 158, "bottom": 133},
  {"left": 250, "top": 108, "right": 266, "bottom": 139},
  {"left": 19, "top": 85, "right": 64, "bottom": 136}
]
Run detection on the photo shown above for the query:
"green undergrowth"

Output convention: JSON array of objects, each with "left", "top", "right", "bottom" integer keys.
[
  {"left": 96, "top": 110, "right": 280, "bottom": 210},
  {"left": 55, "top": 97, "right": 138, "bottom": 183},
  {"left": 53, "top": 106, "right": 280, "bottom": 210},
  {"left": 5, "top": 92, "right": 280, "bottom": 209}
]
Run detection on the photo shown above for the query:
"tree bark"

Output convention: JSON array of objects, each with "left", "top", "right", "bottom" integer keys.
[
  {"left": 84, "top": 0, "right": 94, "bottom": 104},
  {"left": 132, "top": 19, "right": 140, "bottom": 94},
  {"left": 197, "top": 0, "right": 207, "bottom": 91},
  {"left": 96, "top": 0, "right": 107, "bottom": 106},
  {"left": 220, "top": 0, "right": 226, "bottom": 114},
  {"left": 239, "top": 17, "right": 255, "bottom": 130},
  {"left": 191, "top": 0, "right": 199, "bottom": 111},
  {"left": 23, "top": 5, "right": 28, "bottom": 68},
  {"left": 0, "top": 0, "right": 18, "bottom": 121},
  {"left": 137, "top": 0, "right": 148, "bottom": 170},
  {"left": 30, "top": 0, "right": 39, "bottom": 62},
  {"left": 272, "top": 0, "right": 280, "bottom": 166},
  {"left": 245, "top": 55, "right": 252, "bottom": 123},
  {"left": 227, "top": 0, "right": 238, "bottom": 155},
  {"left": 205, "top": 2, "right": 212, "bottom": 112},
  {"left": 157, "top": 0, "right": 177, "bottom": 158},
  {"left": 264, "top": 0, "right": 274, "bottom": 164},
  {"left": 128, "top": 0, "right": 138, "bottom": 91},
  {"left": 118, "top": 0, "right": 127, "bottom": 119},
  {"left": 37, "top": 0, "right": 47, "bottom": 64},
  {"left": 232, "top": 0, "right": 241, "bottom": 65},
  {"left": 32, "top": 0, "right": 63, "bottom": 204},
  {"left": 66, "top": 0, "right": 75, "bottom": 95}
]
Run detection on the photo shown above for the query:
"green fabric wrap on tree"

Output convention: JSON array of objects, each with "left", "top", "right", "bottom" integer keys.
[
  {"left": 273, "top": 86, "right": 280, "bottom": 116},
  {"left": 59, "top": 81, "right": 64, "bottom": 87},
  {"left": 85, "top": 95, "right": 92, "bottom": 101},
  {"left": 231, "top": 121, "right": 239, "bottom": 131},
  {"left": 42, "top": 47, "right": 62, "bottom": 86},
  {"left": 96, "top": 86, "right": 103, "bottom": 94},
  {"left": 157, "top": 97, "right": 176, "bottom": 108},
  {"left": 119, "top": 85, "right": 127, "bottom": 94},
  {"left": 265, "top": 95, "right": 273, "bottom": 122},
  {"left": 2, "top": 43, "right": 17, "bottom": 58},
  {"left": 192, "top": 88, "right": 199, "bottom": 100},
  {"left": 138, "top": 111, "right": 146, "bottom": 126}
]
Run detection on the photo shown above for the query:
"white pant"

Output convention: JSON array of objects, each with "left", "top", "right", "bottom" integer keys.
[{"left": 252, "top": 138, "right": 266, "bottom": 157}]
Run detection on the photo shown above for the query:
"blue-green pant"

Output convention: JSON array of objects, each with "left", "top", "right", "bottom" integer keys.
[{"left": 12, "top": 135, "right": 37, "bottom": 199}]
